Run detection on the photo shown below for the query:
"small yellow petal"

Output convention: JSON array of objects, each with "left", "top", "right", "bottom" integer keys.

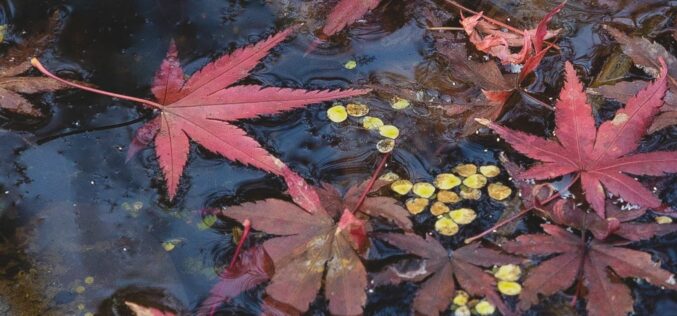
[
  {"left": 346, "top": 103, "right": 369, "bottom": 117},
  {"left": 454, "top": 164, "right": 477, "bottom": 177},
  {"left": 84, "top": 276, "right": 95, "bottom": 285},
  {"left": 327, "top": 105, "right": 348, "bottom": 123},
  {"left": 497, "top": 281, "right": 522, "bottom": 296},
  {"left": 463, "top": 174, "right": 488, "bottom": 189},
  {"left": 376, "top": 139, "right": 396, "bottom": 153},
  {"left": 430, "top": 201, "right": 450, "bottom": 216},
  {"left": 449, "top": 208, "right": 476, "bottom": 225},
  {"left": 406, "top": 198, "right": 429, "bottom": 215},
  {"left": 494, "top": 264, "right": 522, "bottom": 281},
  {"left": 454, "top": 305, "right": 471, "bottom": 316},
  {"left": 344, "top": 60, "right": 357, "bottom": 69},
  {"left": 437, "top": 190, "right": 461, "bottom": 203},
  {"left": 434, "top": 173, "right": 462, "bottom": 190},
  {"left": 379, "top": 172, "right": 400, "bottom": 181},
  {"left": 391, "top": 180, "right": 413, "bottom": 195},
  {"left": 379, "top": 125, "right": 400, "bottom": 139},
  {"left": 75, "top": 285, "right": 86, "bottom": 294},
  {"left": 488, "top": 183, "right": 512, "bottom": 200},
  {"left": 479, "top": 165, "right": 501, "bottom": 177},
  {"left": 435, "top": 217, "right": 459, "bottom": 236},
  {"left": 362, "top": 116, "right": 384, "bottom": 129},
  {"left": 475, "top": 300, "right": 496, "bottom": 315},
  {"left": 413, "top": 182, "right": 436, "bottom": 198},
  {"left": 656, "top": 216, "right": 673, "bottom": 224},
  {"left": 391, "top": 97, "right": 411, "bottom": 110},
  {"left": 452, "top": 290, "right": 469, "bottom": 306},
  {"left": 460, "top": 186, "right": 482, "bottom": 200}
]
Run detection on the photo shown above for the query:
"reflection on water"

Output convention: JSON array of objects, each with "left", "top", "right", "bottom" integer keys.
[{"left": 0, "top": 0, "right": 675, "bottom": 315}]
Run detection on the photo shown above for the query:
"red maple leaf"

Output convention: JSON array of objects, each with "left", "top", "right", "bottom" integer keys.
[
  {"left": 31, "top": 28, "right": 370, "bottom": 206},
  {"left": 477, "top": 59, "right": 677, "bottom": 218},
  {"left": 373, "top": 233, "right": 521, "bottom": 316},
  {"left": 503, "top": 224, "right": 677, "bottom": 315},
  {"left": 322, "top": 0, "right": 382, "bottom": 37}
]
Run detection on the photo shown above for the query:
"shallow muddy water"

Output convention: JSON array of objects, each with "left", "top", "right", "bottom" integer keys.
[{"left": 0, "top": 0, "right": 675, "bottom": 315}]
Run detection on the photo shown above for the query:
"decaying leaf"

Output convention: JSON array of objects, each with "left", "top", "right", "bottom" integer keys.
[
  {"left": 593, "top": 26, "right": 677, "bottom": 132},
  {"left": 33, "top": 28, "right": 370, "bottom": 207},
  {"left": 0, "top": 10, "right": 72, "bottom": 117},
  {"left": 222, "top": 199, "right": 368, "bottom": 315},
  {"left": 503, "top": 224, "right": 677, "bottom": 315},
  {"left": 373, "top": 233, "right": 520, "bottom": 316},
  {"left": 196, "top": 246, "right": 273, "bottom": 316},
  {"left": 479, "top": 60, "right": 677, "bottom": 218}
]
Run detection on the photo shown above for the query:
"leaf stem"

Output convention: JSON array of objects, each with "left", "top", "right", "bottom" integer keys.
[
  {"left": 444, "top": 0, "right": 560, "bottom": 50},
  {"left": 352, "top": 152, "right": 391, "bottom": 213},
  {"left": 228, "top": 219, "right": 251, "bottom": 270},
  {"left": 30, "top": 58, "right": 164, "bottom": 109}
]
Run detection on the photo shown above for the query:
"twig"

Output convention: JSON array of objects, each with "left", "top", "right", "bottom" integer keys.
[
  {"left": 427, "top": 26, "right": 464, "bottom": 31},
  {"left": 228, "top": 219, "right": 251, "bottom": 270},
  {"left": 444, "top": 0, "right": 561, "bottom": 50},
  {"left": 352, "top": 152, "right": 391, "bottom": 213}
]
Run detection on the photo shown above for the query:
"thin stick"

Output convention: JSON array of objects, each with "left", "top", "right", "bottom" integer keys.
[
  {"left": 464, "top": 173, "right": 580, "bottom": 244},
  {"left": 352, "top": 152, "right": 391, "bottom": 213},
  {"left": 228, "top": 219, "right": 251, "bottom": 270},
  {"left": 427, "top": 26, "right": 465, "bottom": 31},
  {"left": 31, "top": 58, "right": 164, "bottom": 109},
  {"left": 444, "top": 0, "right": 560, "bottom": 50}
]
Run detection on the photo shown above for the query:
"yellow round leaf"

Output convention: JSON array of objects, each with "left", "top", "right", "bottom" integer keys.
[
  {"left": 413, "top": 182, "right": 436, "bottom": 198},
  {"left": 435, "top": 217, "right": 459, "bottom": 236},
  {"left": 479, "top": 165, "right": 501, "bottom": 177},
  {"left": 362, "top": 116, "right": 384, "bottom": 129},
  {"left": 379, "top": 125, "right": 400, "bottom": 139},
  {"left": 430, "top": 201, "right": 450, "bottom": 216},
  {"left": 346, "top": 103, "right": 369, "bottom": 117},
  {"left": 449, "top": 208, "right": 476, "bottom": 225},
  {"left": 391, "top": 180, "right": 413, "bottom": 195},
  {"left": 475, "top": 300, "right": 496, "bottom": 315},
  {"left": 463, "top": 174, "right": 487, "bottom": 189},
  {"left": 376, "top": 139, "right": 395, "bottom": 153},
  {"left": 497, "top": 281, "right": 522, "bottom": 296},
  {"left": 406, "top": 198, "right": 429, "bottom": 215},
  {"left": 327, "top": 105, "right": 348, "bottom": 123},
  {"left": 434, "top": 173, "right": 462, "bottom": 189},
  {"left": 494, "top": 264, "right": 521, "bottom": 281},
  {"left": 454, "top": 164, "right": 477, "bottom": 177},
  {"left": 437, "top": 190, "right": 461, "bottom": 203},
  {"left": 488, "top": 183, "right": 512, "bottom": 200}
]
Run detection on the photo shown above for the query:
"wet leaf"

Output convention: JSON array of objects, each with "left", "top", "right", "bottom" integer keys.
[
  {"left": 503, "top": 224, "right": 677, "bottom": 314},
  {"left": 374, "top": 233, "right": 520, "bottom": 316},
  {"left": 322, "top": 0, "right": 382, "bottom": 37},
  {"left": 36, "top": 29, "right": 369, "bottom": 207},
  {"left": 479, "top": 60, "right": 676, "bottom": 218}
]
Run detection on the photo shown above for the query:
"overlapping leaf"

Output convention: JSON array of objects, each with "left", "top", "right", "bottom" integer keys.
[
  {"left": 373, "top": 233, "right": 520, "bottom": 316},
  {"left": 479, "top": 60, "right": 677, "bottom": 217},
  {"left": 503, "top": 224, "right": 677, "bottom": 315}
]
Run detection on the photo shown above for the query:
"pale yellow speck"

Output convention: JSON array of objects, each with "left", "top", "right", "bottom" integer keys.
[
  {"left": 379, "top": 172, "right": 400, "bottom": 181},
  {"left": 376, "top": 139, "right": 396, "bottom": 153},
  {"left": 463, "top": 174, "right": 487, "bottom": 189},
  {"left": 437, "top": 190, "right": 461, "bottom": 203},
  {"left": 488, "top": 183, "right": 512, "bottom": 200},
  {"left": 435, "top": 217, "right": 459, "bottom": 236},
  {"left": 346, "top": 103, "right": 369, "bottom": 117},
  {"left": 475, "top": 300, "right": 496, "bottom": 315},
  {"left": 75, "top": 285, "right": 86, "bottom": 294},
  {"left": 77, "top": 304, "right": 85, "bottom": 310},
  {"left": 452, "top": 290, "right": 469, "bottom": 306},
  {"left": 162, "top": 241, "right": 176, "bottom": 252},
  {"left": 479, "top": 165, "right": 501, "bottom": 177},
  {"left": 379, "top": 125, "right": 400, "bottom": 139},
  {"left": 656, "top": 216, "right": 673, "bottom": 224},
  {"left": 460, "top": 186, "right": 482, "bottom": 200},
  {"left": 494, "top": 264, "right": 522, "bottom": 281},
  {"left": 406, "top": 198, "right": 429, "bottom": 215},
  {"left": 85, "top": 313, "right": 94, "bottom": 316},
  {"left": 430, "top": 201, "right": 450, "bottom": 216},
  {"left": 327, "top": 105, "right": 348, "bottom": 123},
  {"left": 362, "top": 116, "right": 384, "bottom": 129},
  {"left": 497, "top": 281, "right": 522, "bottom": 296},
  {"left": 434, "top": 173, "right": 462, "bottom": 190},
  {"left": 611, "top": 113, "right": 629, "bottom": 125},
  {"left": 344, "top": 60, "right": 357, "bottom": 70},
  {"left": 132, "top": 201, "right": 143, "bottom": 210},
  {"left": 449, "top": 208, "right": 476, "bottom": 225},
  {"left": 454, "top": 305, "right": 471, "bottom": 316},
  {"left": 84, "top": 276, "right": 94, "bottom": 285},
  {"left": 454, "top": 164, "right": 478, "bottom": 177},
  {"left": 391, "top": 180, "right": 413, "bottom": 195},
  {"left": 413, "top": 182, "right": 436, "bottom": 198},
  {"left": 391, "top": 97, "right": 411, "bottom": 110}
]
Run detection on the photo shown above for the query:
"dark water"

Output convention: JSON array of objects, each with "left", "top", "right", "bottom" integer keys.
[{"left": 0, "top": 0, "right": 675, "bottom": 315}]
